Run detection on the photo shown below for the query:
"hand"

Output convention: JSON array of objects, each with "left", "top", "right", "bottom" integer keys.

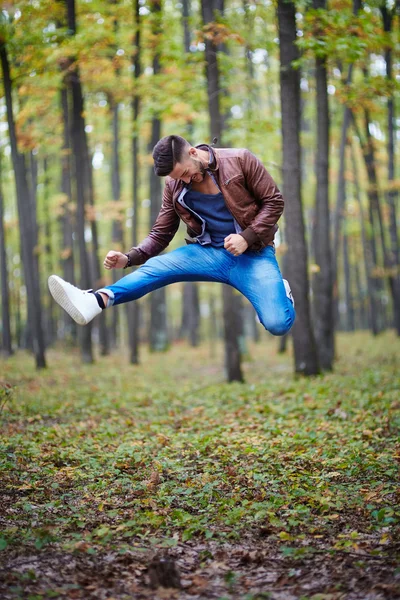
[
  {"left": 103, "top": 251, "right": 128, "bottom": 270},
  {"left": 224, "top": 234, "right": 248, "bottom": 256}
]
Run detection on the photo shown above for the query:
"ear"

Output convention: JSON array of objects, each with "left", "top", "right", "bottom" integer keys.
[{"left": 188, "top": 147, "right": 198, "bottom": 158}]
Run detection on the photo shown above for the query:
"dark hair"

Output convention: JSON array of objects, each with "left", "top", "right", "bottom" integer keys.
[{"left": 152, "top": 135, "right": 191, "bottom": 176}]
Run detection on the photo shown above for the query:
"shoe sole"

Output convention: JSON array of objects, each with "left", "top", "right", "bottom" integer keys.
[{"left": 48, "top": 275, "right": 87, "bottom": 326}]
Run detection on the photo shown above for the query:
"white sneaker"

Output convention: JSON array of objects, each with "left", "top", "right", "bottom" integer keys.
[
  {"left": 48, "top": 275, "right": 103, "bottom": 325},
  {"left": 283, "top": 279, "right": 295, "bottom": 307}
]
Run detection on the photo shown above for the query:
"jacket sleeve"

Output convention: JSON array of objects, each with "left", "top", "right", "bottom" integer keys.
[
  {"left": 238, "top": 150, "right": 284, "bottom": 247},
  {"left": 126, "top": 182, "right": 180, "bottom": 266}
]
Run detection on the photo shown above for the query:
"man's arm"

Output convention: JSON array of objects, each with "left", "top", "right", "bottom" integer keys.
[
  {"left": 105, "top": 183, "right": 180, "bottom": 269},
  {"left": 238, "top": 150, "right": 284, "bottom": 247}
]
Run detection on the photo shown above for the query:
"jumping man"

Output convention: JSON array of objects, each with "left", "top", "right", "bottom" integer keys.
[{"left": 48, "top": 136, "right": 295, "bottom": 334}]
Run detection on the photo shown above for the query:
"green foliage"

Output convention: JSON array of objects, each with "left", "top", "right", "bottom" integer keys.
[{"left": 0, "top": 332, "right": 399, "bottom": 564}]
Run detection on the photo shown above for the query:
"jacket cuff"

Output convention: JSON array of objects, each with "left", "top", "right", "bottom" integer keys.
[
  {"left": 126, "top": 248, "right": 146, "bottom": 266},
  {"left": 239, "top": 227, "right": 259, "bottom": 247}
]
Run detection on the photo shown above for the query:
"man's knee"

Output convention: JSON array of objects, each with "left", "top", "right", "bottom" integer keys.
[{"left": 259, "top": 315, "right": 294, "bottom": 336}]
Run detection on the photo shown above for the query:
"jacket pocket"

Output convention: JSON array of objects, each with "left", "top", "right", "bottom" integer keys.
[{"left": 223, "top": 174, "right": 244, "bottom": 186}]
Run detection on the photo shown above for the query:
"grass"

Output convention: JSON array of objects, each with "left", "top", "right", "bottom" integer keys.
[{"left": 0, "top": 331, "right": 399, "bottom": 599}]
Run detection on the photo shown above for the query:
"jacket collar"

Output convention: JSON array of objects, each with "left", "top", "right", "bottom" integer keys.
[{"left": 195, "top": 143, "right": 219, "bottom": 172}]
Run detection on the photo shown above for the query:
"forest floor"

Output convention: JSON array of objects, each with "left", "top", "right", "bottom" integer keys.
[{"left": 0, "top": 331, "right": 399, "bottom": 600}]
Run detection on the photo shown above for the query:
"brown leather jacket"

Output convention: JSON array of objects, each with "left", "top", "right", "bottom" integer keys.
[{"left": 126, "top": 145, "right": 284, "bottom": 265}]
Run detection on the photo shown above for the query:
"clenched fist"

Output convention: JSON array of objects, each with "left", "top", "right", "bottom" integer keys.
[
  {"left": 103, "top": 250, "right": 129, "bottom": 270},
  {"left": 224, "top": 234, "right": 248, "bottom": 256}
]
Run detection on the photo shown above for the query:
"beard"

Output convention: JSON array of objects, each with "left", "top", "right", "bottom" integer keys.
[{"left": 190, "top": 158, "right": 206, "bottom": 182}]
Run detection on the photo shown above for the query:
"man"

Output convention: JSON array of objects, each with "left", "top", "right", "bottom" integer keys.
[{"left": 48, "top": 135, "right": 295, "bottom": 335}]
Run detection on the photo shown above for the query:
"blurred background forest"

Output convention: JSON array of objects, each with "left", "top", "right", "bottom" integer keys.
[{"left": 0, "top": 0, "right": 399, "bottom": 378}]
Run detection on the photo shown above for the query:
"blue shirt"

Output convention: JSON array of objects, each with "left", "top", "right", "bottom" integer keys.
[{"left": 184, "top": 189, "right": 236, "bottom": 247}]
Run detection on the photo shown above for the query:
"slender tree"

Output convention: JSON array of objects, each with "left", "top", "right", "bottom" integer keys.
[
  {"left": 201, "top": 0, "right": 243, "bottom": 382},
  {"left": 332, "top": 0, "right": 361, "bottom": 304},
  {"left": 127, "top": 0, "right": 142, "bottom": 363},
  {"left": 350, "top": 138, "right": 380, "bottom": 335},
  {"left": 0, "top": 38, "right": 46, "bottom": 368},
  {"left": 0, "top": 149, "right": 13, "bottom": 356},
  {"left": 59, "top": 83, "right": 77, "bottom": 343},
  {"left": 311, "top": 0, "right": 334, "bottom": 370},
  {"left": 277, "top": 0, "right": 319, "bottom": 375},
  {"left": 42, "top": 158, "right": 56, "bottom": 346},
  {"left": 148, "top": 0, "right": 168, "bottom": 352},
  {"left": 342, "top": 225, "right": 355, "bottom": 331},
  {"left": 107, "top": 3, "right": 124, "bottom": 349},
  {"left": 181, "top": 0, "right": 201, "bottom": 347},
  {"left": 64, "top": 0, "right": 94, "bottom": 362},
  {"left": 381, "top": 4, "right": 400, "bottom": 335}
]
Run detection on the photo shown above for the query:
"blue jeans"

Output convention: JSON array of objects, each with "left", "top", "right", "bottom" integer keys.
[{"left": 98, "top": 245, "right": 295, "bottom": 336}]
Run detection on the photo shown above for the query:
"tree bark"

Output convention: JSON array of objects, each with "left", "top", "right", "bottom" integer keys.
[
  {"left": 181, "top": 0, "right": 201, "bottom": 347},
  {"left": 381, "top": 5, "right": 400, "bottom": 335},
  {"left": 59, "top": 84, "right": 77, "bottom": 343},
  {"left": 223, "top": 286, "right": 244, "bottom": 381},
  {"left": 311, "top": 0, "right": 334, "bottom": 370},
  {"left": 86, "top": 155, "right": 110, "bottom": 356},
  {"left": 342, "top": 227, "right": 355, "bottom": 331},
  {"left": 182, "top": 0, "right": 191, "bottom": 53},
  {"left": 277, "top": 0, "right": 319, "bottom": 375},
  {"left": 126, "top": 0, "right": 142, "bottom": 363},
  {"left": 0, "top": 149, "right": 13, "bottom": 356},
  {"left": 201, "top": 0, "right": 224, "bottom": 143},
  {"left": 0, "top": 42, "right": 46, "bottom": 368},
  {"left": 332, "top": 0, "right": 361, "bottom": 299},
  {"left": 332, "top": 67, "right": 352, "bottom": 295},
  {"left": 201, "top": 0, "right": 243, "bottom": 382},
  {"left": 180, "top": 282, "right": 200, "bottom": 346},
  {"left": 107, "top": 9, "right": 124, "bottom": 350},
  {"left": 65, "top": 0, "right": 93, "bottom": 362},
  {"left": 352, "top": 110, "right": 391, "bottom": 332},
  {"left": 148, "top": 0, "right": 168, "bottom": 353},
  {"left": 350, "top": 139, "right": 380, "bottom": 335},
  {"left": 109, "top": 96, "right": 124, "bottom": 349},
  {"left": 42, "top": 157, "right": 57, "bottom": 346}
]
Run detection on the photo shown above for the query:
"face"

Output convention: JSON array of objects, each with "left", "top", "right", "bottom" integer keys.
[{"left": 168, "top": 149, "right": 206, "bottom": 184}]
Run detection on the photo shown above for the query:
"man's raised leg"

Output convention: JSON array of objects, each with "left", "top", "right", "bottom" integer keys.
[{"left": 49, "top": 245, "right": 230, "bottom": 325}]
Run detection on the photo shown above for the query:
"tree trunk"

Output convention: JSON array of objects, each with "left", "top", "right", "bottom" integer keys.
[
  {"left": 332, "top": 0, "right": 361, "bottom": 298},
  {"left": 107, "top": 10, "right": 124, "bottom": 350},
  {"left": 311, "top": 0, "right": 334, "bottom": 370},
  {"left": 201, "top": 0, "right": 224, "bottom": 143},
  {"left": 352, "top": 110, "right": 391, "bottom": 331},
  {"left": 148, "top": 117, "right": 168, "bottom": 352},
  {"left": 182, "top": 0, "right": 191, "bottom": 53},
  {"left": 381, "top": 5, "right": 400, "bottom": 335},
  {"left": 201, "top": 0, "right": 243, "bottom": 382},
  {"left": 109, "top": 97, "right": 124, "bottom": 349},
  {"left": 180, "top": 0, "right": 201, "bottom": 347},
  {"left": 350, "top": 139, "right": 380, "bottom": 335},
  {"left": 0, "top": 149, "right": 13, "bottom": 356},
  {"left": 342, "top": 227, "right": 355, "bottom": 331},
  {"left": 148, "top": 0, "right": 168, "bottom": 353},
  {"left": 277, "top": 0, "right": 319, "bottom": 375},
  {"left": 223, "top": 286, "right": 243, "bottom": 382},
  {"left": 354, "top": 260, "right": 367, "bottom": 330},
  {"left": 0, "top": 42, "right": 46, "bottom": 368},
  {"left": 126, "top": 0, "right": 141, "bottom": 363},
  {"left": 86, "top": 155, "right": 110, "bottom": 356},
  {"left": 42, "top": 157, "right": 57, "bottom": 346},
  {"left": 59, "top": 84, "right": 77, "bottom": 343},
  {"left": 180, "top": 282, "right": 200, "bottom": 346},
  {"left": 65, "top": 0, "right": 93, "bottom": 363},
  {"left": 332, "top": 67, "right": 352, "bottom": 297}
]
